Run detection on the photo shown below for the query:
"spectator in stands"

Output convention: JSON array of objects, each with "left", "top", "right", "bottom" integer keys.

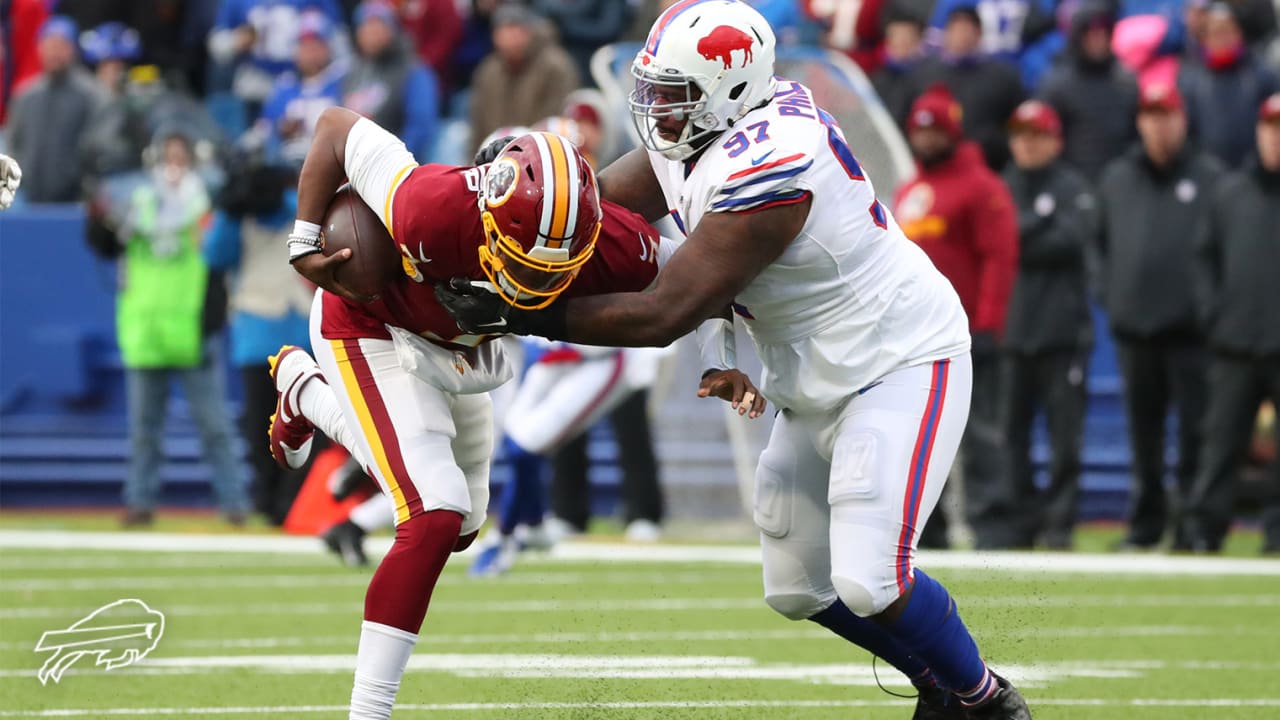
[
  {"left": 452, "top": 0, "right": 500, "bottom": 94},
  {"left": 1000, "top": 100, "right": 1098, "bottom": 549},
  {"left": 1095, "top": 83, "right": 1221, "bottom": 551},
  {"left": 89, "top": 129, "right": 249, "bottom": 527},
  {"left": 81, "top": 22, "right": 143, "bottom": 100},
  {"left": 871, "top": 10, "right": 928, "bottom": 125},
  {"left": 4, "top": 16, "right": 100, "bottom": 203},
  {"left": 530, "top": 0, "right": 637, "bottom": 86},
  {"left": 54, "top": 0, "right": 190, "bottom": 90},
  {"left": 1184, "top": 93, "right": 1280, "bottom": 553},
  {"left": 892, "top": 84, "right": 1019, "bottom": 548},
  {"left": 927, "top": 0, "right": 1063, "bottom": 88},
  {"left": 903, "top": 3, "right": 1025, "bottom": 170},
  {"left": 341, "top": 1, "right": 439, "bottom": 160},
  {"left": 78, "top": 23, "right": 149, "bottom": 180},
  {"left": 394, "top": 0, "right": 463, "bottom": 94},
  {"left": 257, "top": 11, "right": 347, "bottom": 167},
  {"left": 204, "top": 153, "right": 313, "bottom": 526},
  {"left": 1178, "top": 3, "right": 1280, "bottom": 168},
  {"left": 468, "top": 4, "right": 579, "bottom": 154},
  {"left": 798, "top": 0, "right": 879, "bottom": 70},
  {"left": 563, "top": 89, "right": 618, "bottom": 166},
  {"left": 1184, "top": 0, "right": 1211, "bottom": 60},
  {"left": 1224, "top": 0, "right": 1279, "bottom": 51},
  {"left": 208, "top": 0, "right": 346, "bottom": 113},
  {"left": 0, "top": 0, "right": 49, "bottom": 124},
  {"left": 1038, "top": 1, "right": 1141, "bottom": 182}
]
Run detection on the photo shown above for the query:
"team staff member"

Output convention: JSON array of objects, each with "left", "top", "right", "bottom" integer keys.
[
  {"left": 1000, "top": 100, "right": 1097, "bottom": 550},
  {"left": 1184, "top": 94, "right": 1280, "bottom": 553}
]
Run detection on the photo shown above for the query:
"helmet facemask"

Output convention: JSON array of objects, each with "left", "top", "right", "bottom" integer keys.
[
  {"left": 629, "top": 66, "right": 721, "bottom": 161},
  {"left": 477, "top": 209, "right": 598, "bottom": 310}
]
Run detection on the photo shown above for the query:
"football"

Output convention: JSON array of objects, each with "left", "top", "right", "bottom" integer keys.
[{"left": 320, "top": 185, "right": 403, "bottom": 300}]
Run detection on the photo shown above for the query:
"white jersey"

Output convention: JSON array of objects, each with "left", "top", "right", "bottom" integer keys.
[{"left": 649, "top": 80, "right": 969, "bottom": 414}]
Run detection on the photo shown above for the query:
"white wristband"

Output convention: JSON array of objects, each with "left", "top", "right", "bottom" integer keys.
[
  {"left": 288, "top": 219, "right": 323, "bottom": 261},
  {"left": 696, "top": 317, "right": 736, "bottom": 373},
  {"left": 293, "top": 219, "right": 322, "bottom": 238}
]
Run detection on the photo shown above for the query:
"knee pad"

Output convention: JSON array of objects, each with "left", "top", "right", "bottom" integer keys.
[
  {"left": 831, "top": 573, "right": 895, "bottom": 617},
  {"left": 764, "top": 591, "right": 829, "bottom": 621}
]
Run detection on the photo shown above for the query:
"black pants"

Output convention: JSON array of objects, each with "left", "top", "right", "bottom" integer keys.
[
  {"left": 551, "top": 389, "right": 664, "bottom": 531},
  {"left": 1000, "top": 350, "right": 1089, "bottom": 548},
  {"left": 239, "top": 364, "right": 307, "bottom": 525},
  {"left": 962, "top": 351, "right": 1011, "bottom": 548},
  {"left": 1115, "top": 338, "right": 1207, "bottom": 547},
  {"left": 1185, "top": 355, "right": 1280, "bottom": 549}
]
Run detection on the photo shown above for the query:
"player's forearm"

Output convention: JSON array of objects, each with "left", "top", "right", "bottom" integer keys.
[
  {"left": 563, "top": 291, "right": 704, "bottom": 347},
  {"left": 295, "top": 107, "right": 360, "bottom": 225}
]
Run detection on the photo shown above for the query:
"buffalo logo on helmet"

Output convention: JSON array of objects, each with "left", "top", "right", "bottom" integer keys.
[{"left": 697, "top": 25, "right": 755, "bottom": 69}]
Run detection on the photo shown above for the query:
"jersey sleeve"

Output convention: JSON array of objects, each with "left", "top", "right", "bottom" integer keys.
[
  {"left": 569, "top": 200, "right": 661, "bottom": 296},
  {"left": 343, "top": 117, "right": 420, "bottom": 239},
  {"left": 705, "top": 149, "right": 815, "bottom": 214}
]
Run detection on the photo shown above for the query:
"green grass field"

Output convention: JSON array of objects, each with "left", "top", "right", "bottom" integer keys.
[{"left": 2, "top": 520, "right": 1279, "bottom": 719}]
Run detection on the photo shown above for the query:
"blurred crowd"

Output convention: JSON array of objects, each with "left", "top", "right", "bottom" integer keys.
[{"left": 0, "top": 0, "right": 1277, "bottom": 552}]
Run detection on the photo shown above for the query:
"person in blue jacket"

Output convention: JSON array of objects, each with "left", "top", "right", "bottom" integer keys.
[{"left": 203, "top": 158, "right": 314, "bottom": 524}]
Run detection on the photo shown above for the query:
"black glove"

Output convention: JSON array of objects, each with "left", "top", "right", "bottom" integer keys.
[
  {"left": 434, "top": 278, "right": 511, "bottom": 333},
  {"left": 434, "top": 277, "right": 569, "bottom": 338},
  {"left": 473, "top": 135, "right": 516, "bottom": 166}
]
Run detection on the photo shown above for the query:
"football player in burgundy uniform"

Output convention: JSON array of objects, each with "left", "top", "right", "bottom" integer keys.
[{"left": 270, "top": 107, "right": 761, "bottom": 720}]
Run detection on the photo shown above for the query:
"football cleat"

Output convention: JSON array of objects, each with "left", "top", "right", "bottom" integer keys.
[
  {"left": 468, "top": 535, "right": 518, "bottom": 577},
  {"left": 624, "top": 519, "right": 662, "bottom": 543},
  {"left": 513, "top": 523, "right": 555, "bottom": 552},
  {"left": 268, "top": 345, "right": 322, "bottom": 470},
  {"left": 966, "top": 673, "right": 1032, "bottom": 720},
  {"left": 322, "top": 520, "right": 369, "bottom": 567},
  {"left": 912, "top": 685, "right": 968, "bottom": 720}
]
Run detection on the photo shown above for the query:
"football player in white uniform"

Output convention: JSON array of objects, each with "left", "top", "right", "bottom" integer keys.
[{"left": 438, "top": 1, "right": 1032, "bottom": 718}]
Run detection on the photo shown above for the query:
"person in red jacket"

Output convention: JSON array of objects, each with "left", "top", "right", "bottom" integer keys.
[
  {"left": 0, "top": 0, "right": 49, "bottom": 124},
  {"left": 893, "top": 83, "right": 1020, "bottom": 548}
]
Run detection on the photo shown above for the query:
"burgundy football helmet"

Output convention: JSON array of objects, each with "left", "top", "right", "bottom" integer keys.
[{"left": 477, "top": 132, "right": 602, "bottom": 309}]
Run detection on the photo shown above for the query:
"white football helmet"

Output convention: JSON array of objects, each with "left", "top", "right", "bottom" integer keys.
[{"left": 630, "top": 0, "right": 777, "bottom": 161}]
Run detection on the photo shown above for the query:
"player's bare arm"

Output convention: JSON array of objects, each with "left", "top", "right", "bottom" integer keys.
[
  {"left": 566, "top": 197, "right": 808, "bottom": 346},
  {"left": 437, "top": 198, "right": 810, "bottom": 345},
  {"left": 597, "top": 149, "right": 669, "bottom": 224},
  {"left": 289, "top": 107, "right": 367, "bottom": 302}
]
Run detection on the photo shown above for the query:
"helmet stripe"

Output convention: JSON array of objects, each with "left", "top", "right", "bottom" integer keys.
[
  {"left": 530, "top": 132, "right": 557, "bottom": 241},
  {"left": 645, "top": 0, "right": 716, "bottom": 54},
  {"left": 543, "top": 133, "right": 572, "bottom": 242},
  {"left": 558, "top": 134, "right": 580, "bottom": 241}
]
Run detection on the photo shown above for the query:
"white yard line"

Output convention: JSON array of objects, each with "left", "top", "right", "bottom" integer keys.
[
  {"left": 3, "top": 593, "right": 1278, "bottom": 620},
  {"left": 3, "top": 530, "right": 1279, "bottom": 576},
  {"left": 2, "top": 623, "right": 1268, "bottom": 652},
  {"left": 4, "top": 698, "right": 1280, "bottom": 716},
  {"left": 0, "top": 570, "right": 747, "bottom": 592},
  {"left": 4, "top": 654, "right": 1277, "bottom": 682}
]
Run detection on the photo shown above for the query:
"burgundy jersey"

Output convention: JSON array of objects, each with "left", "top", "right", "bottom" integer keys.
[{"left": 321, "top": 164, "right": 661, "bottom": 346}]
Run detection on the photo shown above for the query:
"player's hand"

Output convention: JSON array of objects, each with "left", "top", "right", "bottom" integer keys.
[
  {"left": 435, "top": 277, "right": 512, "bottom": 333},
  {"left": 473, "top": 136, "right": 515, "bottom": 166},
  {"left": 698, "top": 369, "right": 766, "bottom": 418},
  {"left": 291, "top": 248, "right": 375, "bottom": 303},
  {"left": 0, "top": 154, "right": 22, "bottom": 210}
]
